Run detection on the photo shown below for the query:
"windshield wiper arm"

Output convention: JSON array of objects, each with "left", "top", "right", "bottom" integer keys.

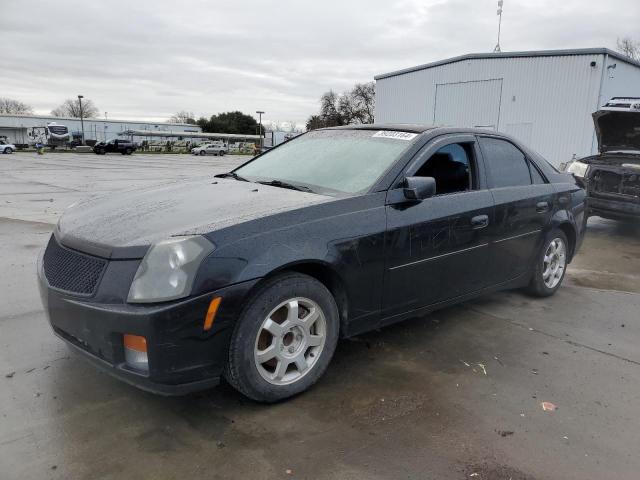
[
  {"left": 256, "top": 179, "right": 313, "bottom": 193},
  {"left": 216, "top": 172, "right": 248, "bottom": 182}
]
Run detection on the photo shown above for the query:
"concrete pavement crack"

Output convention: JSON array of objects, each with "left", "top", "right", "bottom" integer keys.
[{"left": 465, "top": 306, "right": 640, "bottom": 367}]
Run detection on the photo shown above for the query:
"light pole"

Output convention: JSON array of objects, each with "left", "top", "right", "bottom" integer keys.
[
  {"left": 77, "top": 95, "right": 85, "bottom": 145},
  {"left": 105, "top": 112, "right": 108, "bottom": 121},
  {"left": 493, "top": 0, "right": 504, "bottom": 53},
  {"left": 256, "top": 110, "right": 265, "bottom": 150}
]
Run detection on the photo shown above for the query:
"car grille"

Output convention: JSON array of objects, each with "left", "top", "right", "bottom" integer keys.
[
  {"left": 591, "top": 169, "right": 640, "bottom": 200},
  {"left": 43, "top": 236, "right": 107, "bottom": 295}
]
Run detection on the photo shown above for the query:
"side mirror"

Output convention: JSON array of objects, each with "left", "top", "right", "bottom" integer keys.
[{"left": 403, "top": 176, "right": 436, "bottom": 201}]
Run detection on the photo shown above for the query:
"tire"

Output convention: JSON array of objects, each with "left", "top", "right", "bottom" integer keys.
[
  {"left": 219, "top": 150, "right": 225, "bottom": 157},
  {"left": 199, "top": 150, "right": 206, "bottom": 156},
  {"left": 526, "top": 229, "right": 569, "bottom": 297},
  {"left": 225, "top": 272, "right": 340, "bottom": 403},
  {"left": 125, "top": 148, "right": 133, "bottom": 155},
  {"left": 4, "top": 147, "right": 13, "bottom": 154}
]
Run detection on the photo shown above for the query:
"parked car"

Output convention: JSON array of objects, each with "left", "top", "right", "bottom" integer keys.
[
  {"left": 564, "top": 97, "right": 640, "bottom": 221},
  {"left": 38, "top": 125, "right": 586, "bottom": 402},
  {"left": 93, "top": 139, "right": 136, "bottom": 155},
  {"left": 191, "top": 142, "right": 228, "bottom": 156},
  {"left": 0, "top": 140, "right": 16, "bottom": 154}
]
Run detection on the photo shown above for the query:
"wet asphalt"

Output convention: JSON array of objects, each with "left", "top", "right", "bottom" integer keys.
[{"left": 1, "top": 152, "right": 639, "bottom": 480}]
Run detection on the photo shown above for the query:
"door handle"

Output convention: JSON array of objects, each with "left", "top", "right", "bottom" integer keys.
[
  {"left": 471, "top": 214, "right": 489, "bottom": 229},
  {"left": 536, "top": 201, "right": 549, "bottom": 213}
]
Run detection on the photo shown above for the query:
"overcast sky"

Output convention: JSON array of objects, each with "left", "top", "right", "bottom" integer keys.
[{"left": 1, "top": 0, "right": 638, "bottom": 126}]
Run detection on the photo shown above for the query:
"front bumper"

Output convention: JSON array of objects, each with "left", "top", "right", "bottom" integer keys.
[
  {"left": 38, "top": 253, "right": 258, "bottom": 395},
  {"left": 588, "top": 195, "right": 640, "bottom": 219}
]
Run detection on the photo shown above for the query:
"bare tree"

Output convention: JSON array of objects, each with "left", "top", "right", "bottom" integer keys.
[
  {"left": 319, "top": 90, "right": 344, "bottom": 127},
  {"left": 268, "top": 120, "right": 282, "bottom": 131},
  {"left": 617, "top": 37, "right": 640, "bottom": 61},
  {"left": 168, "top": 111, "right": 196, "bottom": 124},
  {"left": 0, "top": 98, "right": 34, "bottom": 115},
  {"left": 307, "top": 81, "right": 375, "bottom": 130},
  {"left": 348, "top": 82, "right": 375, "bottom": 124},
  {"left": 51, "top": 98, "right": 99, "bottom": 118}
]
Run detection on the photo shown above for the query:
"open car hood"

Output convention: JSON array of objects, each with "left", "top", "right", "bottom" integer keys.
[{"left": 593, "top": 110, "right": 640, "bottom": 153}]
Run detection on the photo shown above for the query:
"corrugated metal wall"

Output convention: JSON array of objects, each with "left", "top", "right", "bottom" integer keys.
[{"left": 374, "top": 53, "right": 630, "bottom": 165}]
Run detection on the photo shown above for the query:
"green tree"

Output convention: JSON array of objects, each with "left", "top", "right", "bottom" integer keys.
[{"left": 197, "top": 111, "right": 260, "bottom": 134}]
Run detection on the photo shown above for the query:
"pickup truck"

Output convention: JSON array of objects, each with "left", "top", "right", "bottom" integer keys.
[
  {"left": 93, "top": 139, "right": 136, "bottom": 155},
  {"left": 564, "top": 97, "right": 640, "bottom": 221},
  {"left": 191, "top": 142, "right": 228, "bottom": 156}
]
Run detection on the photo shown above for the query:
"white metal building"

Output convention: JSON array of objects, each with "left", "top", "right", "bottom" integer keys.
[
  {"left": 375, "top": 48, "right": 640, "bottom": 165},
  {"left": 0, "top": 114, "right": 201, "bottom": 146}
]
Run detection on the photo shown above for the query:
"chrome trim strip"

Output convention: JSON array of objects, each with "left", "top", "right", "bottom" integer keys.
[
  {"left": 493, "top": 229, "right": 542, "bottom": 244},
  {"left": 389, "top": 243, "right": 489, "bottom": 271}
]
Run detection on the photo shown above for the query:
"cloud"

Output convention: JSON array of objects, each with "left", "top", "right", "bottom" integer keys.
[{"left": 1, "top": 0, "right": 638, "bottom": 124}]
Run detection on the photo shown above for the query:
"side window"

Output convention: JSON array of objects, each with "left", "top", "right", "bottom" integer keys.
[
  {"left": 479, "top": 137, "right": 532, "bottom": 188},
  {"left": 414, "top": 143, "right": 474, "bottom": 195},
  {"left": 529, "top": 162, "right": 547, "bottom": 184}
]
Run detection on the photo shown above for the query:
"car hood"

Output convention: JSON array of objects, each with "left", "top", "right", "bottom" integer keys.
[
  {"left": 57, "top": 178, "right": 334, "bottom": 259},
  {"left": 593, "top": 110, "right": 640, "bottom": 153}
]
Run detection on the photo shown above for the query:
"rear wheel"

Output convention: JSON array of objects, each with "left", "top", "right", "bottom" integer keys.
[
  {"left": 225, "top": 273, "right": 339, "bottom": 402},
  {"left": 526, "top": 229, "right": 569, "bottom": 297},
  {"left": 125, "top": 148, "right": 133, "bottom": 155},
  {"left": 219, "top": 150, "right": 225, "bottom": 157}
]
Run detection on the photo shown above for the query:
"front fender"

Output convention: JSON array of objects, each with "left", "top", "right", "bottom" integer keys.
[{"left": 191, "top": 194, "right": 388, "bottom": 321}]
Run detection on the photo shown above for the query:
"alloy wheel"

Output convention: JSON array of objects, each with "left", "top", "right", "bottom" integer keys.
[
  {"left": 542, "top": 237, "right": 566, "bottom": 289},
  {"left": 253, "top": 297, "right": 326, "bottom": 386}
]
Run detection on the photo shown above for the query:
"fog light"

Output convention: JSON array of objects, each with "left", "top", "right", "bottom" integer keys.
[{"left": 123, "top": 334, "right": 149, "bottom": 372}]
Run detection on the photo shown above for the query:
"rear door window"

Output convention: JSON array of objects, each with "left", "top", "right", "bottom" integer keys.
[{"left": 479, "top": 137, "right": 532, "bottom": 188}]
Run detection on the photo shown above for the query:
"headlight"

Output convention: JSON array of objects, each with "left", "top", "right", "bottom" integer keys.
[
  {"left": 127, "top": 236, "right": 215, "bottom": 303},
  {"left": 567, "top": 161, "right": 589, "bottom": 178}
]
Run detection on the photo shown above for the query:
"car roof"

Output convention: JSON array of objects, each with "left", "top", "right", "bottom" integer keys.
[{"left": 321, "top": 123, "right": 512, "bottom": 136}]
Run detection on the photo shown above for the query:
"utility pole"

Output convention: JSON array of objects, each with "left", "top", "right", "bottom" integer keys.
[
  {"left": 78, "top": 95, "right": 85, "bottom": 145},
  {"left": 256, "top": 110, "right": 265, "bottom": 150},
  {"left": 493, "top": 0, "right": 504, "bottom": 52}
]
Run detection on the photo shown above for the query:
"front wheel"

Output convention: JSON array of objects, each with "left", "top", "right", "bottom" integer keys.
[
  {"left": 4, "top": 147, "right": 13, "bottom": 154},
  {"left": 199, "top": 150, "right": 206, "bottom": 156},
  {"left": 225, "top": 273, "right": 339, "bottom": 402},
  {"left": 125, "top": 148, "right": 133, "bottom": 155},
  {"left": 526, "top": 229, "right": 569, "bottom": 297}
]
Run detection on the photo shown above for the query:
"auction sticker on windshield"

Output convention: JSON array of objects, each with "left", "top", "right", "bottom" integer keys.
[{"left": 372, "top": 131, "right": 418, "bottom": 141}]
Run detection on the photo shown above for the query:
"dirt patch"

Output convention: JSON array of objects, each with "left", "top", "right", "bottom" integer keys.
[
  {"left": 566, "top": 269, "right": 640, "bottom": 294},
  {"left": 465, "top": 461, "right": 536, "bottom": 480}
]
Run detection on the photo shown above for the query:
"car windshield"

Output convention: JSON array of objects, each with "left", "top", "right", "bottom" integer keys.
[{"left": 234, "top": 129, "right": 418, "bottom": 195}]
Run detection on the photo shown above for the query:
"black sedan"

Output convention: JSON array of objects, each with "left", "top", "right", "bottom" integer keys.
[{"left": 38, "top": 125, "right": 586, "bottom": 402}]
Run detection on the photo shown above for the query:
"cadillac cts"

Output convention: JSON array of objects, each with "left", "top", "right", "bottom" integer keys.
[{"left": 38, "top": 125, "right": 586, "bottom": 402}]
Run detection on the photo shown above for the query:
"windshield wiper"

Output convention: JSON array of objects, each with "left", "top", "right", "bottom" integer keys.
[
  {"left": 256, "top": 179, "right": 313, "bottom": 193},
  {"left": 216, "top": 172, "right": 248, "bottom": 182}
]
